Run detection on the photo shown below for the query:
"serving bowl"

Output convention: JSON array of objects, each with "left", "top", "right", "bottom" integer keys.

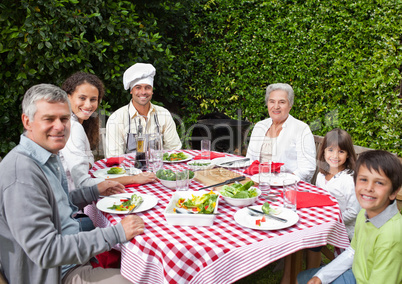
[
  {"left": 157, "top": 169, "right": 195, "bottom": 189},
  {"left": 159, "top": 177, "right": 195, "bottom": 189},
  {"left": 164, "top": 191, "right": 220, "bottom": 226},
  {"left": 220, "top": 187, "right": 261, "bottom": 207}
]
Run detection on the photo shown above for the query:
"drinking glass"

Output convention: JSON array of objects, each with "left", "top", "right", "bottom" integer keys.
[
  {"left": 176, "top": 169, "right": 190, "bottom": 191},
  {"left": 201, "top": 139, "right": 211, "bottom": 160},
  {"left": 147, "top": 134, "right": 163, "bottom": 173},
  {"left": 258, "top": 163, "right": 271, "bottom": 193},
  {"left": 279, "top": 165, "right": 286, "bottom": 177},
  {"left": 283, "top": 179, "right": 298, "bottom": 211}
]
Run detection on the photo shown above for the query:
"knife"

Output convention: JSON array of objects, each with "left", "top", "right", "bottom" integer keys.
[
  {"left": 218, "top": 158, "right": 250, "bottom": 166},
  {"left": 247, "top": 207, "right": 287, "bottom": 223},
  {"left": 198, "top": 176, "right": 246, "bottom": 190}
]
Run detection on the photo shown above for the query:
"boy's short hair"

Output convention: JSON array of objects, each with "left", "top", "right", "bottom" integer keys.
[{"left": 354, "top": 150, "right": 402, "bottom": 194}]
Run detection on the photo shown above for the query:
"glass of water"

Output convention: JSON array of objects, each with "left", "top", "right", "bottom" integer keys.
[
  {"left": 259, "top": 162, "right": 271, "bottom": 193},
  {"left": 147, "top": 134, "right": 163, "bottom": 173}
]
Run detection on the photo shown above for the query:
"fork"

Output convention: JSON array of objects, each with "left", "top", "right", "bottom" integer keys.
[{"left": 128, "top": 199, "right": 144, "bottom": 214}]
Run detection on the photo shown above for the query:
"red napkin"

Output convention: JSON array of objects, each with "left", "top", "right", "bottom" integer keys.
[
  {"left": 106, "top": 157, "right": 125, "bottom": 167},
  {"left": 296, "top": 191, "right": 336, "bottom": 209},
  {"left": 91, "top": 249, "right": 121, "bottom": 269},
  {"left": 243, "top": 160, "right": 284, "bottom": 175},
  {"left": 194, "top": 152, "right": 226, "bottom": 160},
  {"left": 125, "top": 183, "right": 140, "bottom": 188}
]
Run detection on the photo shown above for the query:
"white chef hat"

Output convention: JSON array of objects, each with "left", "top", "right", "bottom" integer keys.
[{"left": 123, "top": 63, "right": 156, "bottom": 90}]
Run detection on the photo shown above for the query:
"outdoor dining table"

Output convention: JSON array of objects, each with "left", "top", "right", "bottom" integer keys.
[{"left": 85, "top": 150, "right": 350, "bottom": 284}]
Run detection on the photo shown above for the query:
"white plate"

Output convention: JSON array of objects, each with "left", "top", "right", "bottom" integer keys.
[
  {"left": 234, "top": 205, "right": 299, "bottom": 230},
  {"left": 93, "top": 167, "right": 128, "bottom": 178},
  {"left": 212, "top": 157, "right": 252, "bottom": 168},
  {"left": 163, "top": 152, "right": 194, "bottom": 163},
  {"left": 93, "top": 167, "right": 142, "bottom": 178},
  {"left": 96, "top": 193, "right": 158, "bottom": 214},
  {"left": 251, "top": 173, "right": 301, "bottom": 186},
  {"left": 187, "top": 160, "right": 215, "bottom": 171}
]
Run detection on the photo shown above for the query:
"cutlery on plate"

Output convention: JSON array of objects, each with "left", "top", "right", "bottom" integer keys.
[
  {"left": 218, "top": 158, "right": 250, "bottom": 167},
  {"left": 247, "top": 207, "right": 287, "bottom": 223},
  {"left": 128, "top": 198, "right": 144, "bottom": 214},
  {"left": 198, "top": 176, "right": 246, "bottom": 190},
  {"left": 99, "top": 195, "right": 128, "bottom": 199}
]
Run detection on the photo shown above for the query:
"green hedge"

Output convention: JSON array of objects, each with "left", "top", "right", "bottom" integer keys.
[
  {"left": 1, "top": 0, "right": 401, "bottom": 157},
  {"left": 0, "top": 0, "right": 188, "bottom": 156},
  {"left": 179, "top": 0, "right": 402, "bottom": 156}
]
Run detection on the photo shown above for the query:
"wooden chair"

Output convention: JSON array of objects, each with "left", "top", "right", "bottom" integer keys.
[
  {"left": 310, "top": 135, "right": 324, "bottom": 185},
  {"left": 93, "top": 128, "right": 106, "bottom": 160}
]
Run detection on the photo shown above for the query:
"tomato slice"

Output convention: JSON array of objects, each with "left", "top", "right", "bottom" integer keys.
[
  {"left": 256, "top": 219, "right": 261, "bottom": 226},
  {"left": 261, "top": 216, "right": 266, "bottom": 222}
]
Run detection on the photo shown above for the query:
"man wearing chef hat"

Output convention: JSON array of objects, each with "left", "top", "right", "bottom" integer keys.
[{"left": 105, "top": 63, "right": 182, "bottom": 158}]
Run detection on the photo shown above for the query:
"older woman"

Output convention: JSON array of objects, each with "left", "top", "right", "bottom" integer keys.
[{"left": 246, "top": 83, "right": 316, "bottom": 182}]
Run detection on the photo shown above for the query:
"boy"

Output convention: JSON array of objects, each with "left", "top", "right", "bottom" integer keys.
[{"left": 297, "top": 150, "right": 402, "bottom": 284}]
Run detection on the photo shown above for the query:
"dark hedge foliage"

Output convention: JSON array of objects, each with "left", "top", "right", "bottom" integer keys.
[
  {"left": 179, "top": 0, "right": 402, "bottom": 156},
  {"left": 0, "top": 0, "right": 401, "bottom": 157},
  {"left": 0, "top": 0, "right": 190, "bottom": 156}
]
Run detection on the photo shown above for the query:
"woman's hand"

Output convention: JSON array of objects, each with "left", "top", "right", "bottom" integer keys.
[
  {"left": 120, "top": 215, "right": 145, "bottom": 240},
  {"left": 134, "top": 172, "right": 159, "bottom": 184},
  {"left": 97, "top": 180, "right": 125, "bottom": 196}
]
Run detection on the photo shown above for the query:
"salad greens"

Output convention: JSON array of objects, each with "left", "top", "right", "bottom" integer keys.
[
  {"left": 156, "top": 169, "right": 195, "bottom": 181},
  {"left": 107, "top": 194, "right": 143, "bottom": 211},
  {"left": 262, "top": 202, "right": 273, "bottom": 214},
  {"left": 107, "top": 167, "right": 125, "bottom": 174},
  {"left": 219, "top": 180, "right": 257, "bottom": 199},
  {"left": 189, "top": 162, "right": 211, "bottom": 166},
  {"left": 175, "top": 191, "right": 218, "bottom": 214},
  {"left": 163, "top": 152, "right": 188, "bottom": 161}
]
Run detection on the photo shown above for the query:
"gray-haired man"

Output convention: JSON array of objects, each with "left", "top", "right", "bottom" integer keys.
[{"left": 0, "top": 84, "right": 142, "bottom": 283}]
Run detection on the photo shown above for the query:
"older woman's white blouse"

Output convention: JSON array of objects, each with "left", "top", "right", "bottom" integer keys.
[
  {"left": 246, "top": 114, "right": 316, "bottom": 182},
  {"left": 60, "top": 114, "right": 104, "bottom": 191}
]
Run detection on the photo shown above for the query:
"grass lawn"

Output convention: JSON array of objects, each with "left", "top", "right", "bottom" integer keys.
[{"left": 234, "top": 260, "right": 283, "bottom": 284}]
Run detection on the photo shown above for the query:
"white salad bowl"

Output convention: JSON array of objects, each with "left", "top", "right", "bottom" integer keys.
[
  {"left": 220, "top": 187, "right": 261, "bottom": 207},
  {"left": 159, "top": 177, "right": 195, "bottom": 189},
  {"left": 164, "top": 191, "right": 220, "bottom": 226}
]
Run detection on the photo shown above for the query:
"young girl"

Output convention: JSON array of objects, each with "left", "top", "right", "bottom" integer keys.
[
  {"left": 60, "top": 72, "right": 156, "bottom": 189},
  {"left": 307, "top": 128, "right": 361, "bottom": 269}
]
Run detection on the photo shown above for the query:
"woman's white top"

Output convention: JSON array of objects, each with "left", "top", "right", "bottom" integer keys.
[
  {"left": 316, "top": 170, "right": 360, "bottom": 240},
  {"left": 60, "top": 114, "right": 104, "bottom": 191},
  {"left": 259, "top": 136, "right": 276, "bottom": 163},
  {"left": 246, "top": 114, "right": 316, "bottom": 182}
]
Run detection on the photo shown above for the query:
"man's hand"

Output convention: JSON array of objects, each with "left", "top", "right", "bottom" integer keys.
[
  {"left": 307, "top": 277, "right": 322, "bottom": 284},
  {"left": 134, "top": 172, "right": 158, "bottom": 184},
  {"left": 121, "top": 215, "right": 145, "bottom": 240},
  {"left": 97, "top": 180, "right": 125, "bottom": 196}
]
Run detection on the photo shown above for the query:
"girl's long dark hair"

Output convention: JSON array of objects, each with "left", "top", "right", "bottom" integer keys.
[
  {"left": 62, "top": 72, "right": 105, "bottom": 150},
  {"left": 317, "top": 128, "right": 357, "bottom": 175}
]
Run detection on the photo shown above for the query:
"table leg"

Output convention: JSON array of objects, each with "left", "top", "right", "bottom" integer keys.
[{"left": 289, "top": 250, "right": 303, "bottom": 284}]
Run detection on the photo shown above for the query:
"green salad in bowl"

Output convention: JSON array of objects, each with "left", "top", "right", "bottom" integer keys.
[
  {"left": 156, "top": 169, "right": 195, "bottom": 189},
  {"left": 219, "top": 181, "right": 260, "bottom": 207}
]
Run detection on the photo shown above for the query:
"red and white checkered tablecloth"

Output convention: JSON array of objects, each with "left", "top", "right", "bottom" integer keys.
[{"left": 86, "top": 150, "right": 350, "bottom": 284}]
